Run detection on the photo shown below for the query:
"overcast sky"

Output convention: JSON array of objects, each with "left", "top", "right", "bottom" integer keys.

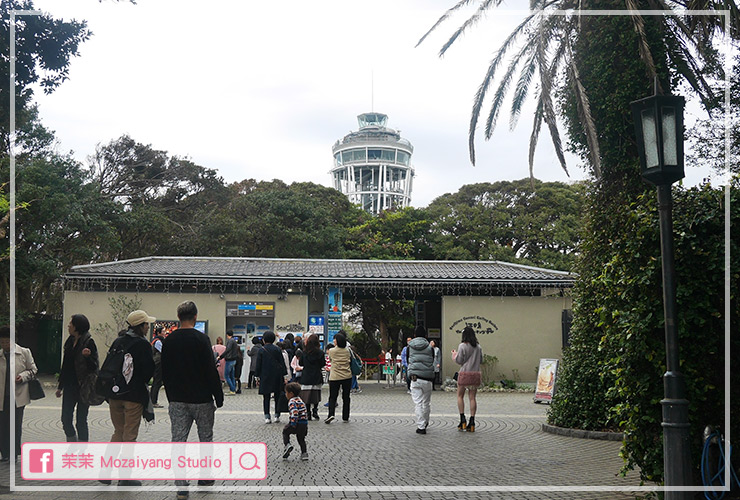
[{"left": 30, "top": 1, "right": 717, "bottom": 208}]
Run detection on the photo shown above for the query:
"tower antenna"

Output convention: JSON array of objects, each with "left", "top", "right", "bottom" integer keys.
[{"left": 371, "top": 69, "right": 374, "bottom": 111}]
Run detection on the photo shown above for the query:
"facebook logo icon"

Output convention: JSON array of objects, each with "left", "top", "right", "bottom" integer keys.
[{"left": 29, "top": 449, "right": 54, "bottom": 473}]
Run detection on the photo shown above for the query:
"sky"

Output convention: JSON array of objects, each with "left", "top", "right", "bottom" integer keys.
[{"left": 29, "top": 1, "right": 718, "bottom": 208}]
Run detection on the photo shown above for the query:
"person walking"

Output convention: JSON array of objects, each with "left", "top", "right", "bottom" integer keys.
[
  {"left": 106, "top": 311, "right": 156, "bottom": 444},
  {"left": 150, "top": 325, "right": 165, "bottom": 408},
  {"left": 298, "top": 334, "right": 325, "bottom": 421},
  {"left": 162, "top": 301, "right": 224, "bottom": 500},
  {"left": 247, "top": 337, "right": 262, "bottom": 389},
  {"left": 324, "top": 332, "right": 352, "bottom": 424},
  {"left": 452, "top": 326, "right": 483, "bottom": 432},
  {"left": 254, "top": 331, "right": 287, "bottom": 424},
  {"left": 217, "top": 330, "right": 239, "bottom": 396},
  {"left": 430, "top": 340, "right": 441, "bottom": 390},
  {"left": 56, "top": 314, "right": 99, "bottom": 441},
  {"left": 407, "top": 325, "right": 434, "bottom": 434},
  {"left": 281, "top": 382, "right": 309, "bottom": 461},
  {"left": 0, "top": 326, "right": 37, "bottom": 462}
]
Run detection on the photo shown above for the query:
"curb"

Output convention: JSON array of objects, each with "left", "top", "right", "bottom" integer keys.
[{"left": 541, "top": 423, "right": 624, "bottom": 441}]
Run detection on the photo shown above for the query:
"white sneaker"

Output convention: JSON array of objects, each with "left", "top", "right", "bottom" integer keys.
[
  {"left": 264, "top": 417, "right": 271, "bottom": 424},
  {"left": 274, "top": 415, "right": 280, "bottom": 423}
]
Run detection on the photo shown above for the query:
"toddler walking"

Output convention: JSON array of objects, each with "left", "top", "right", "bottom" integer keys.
[{"left": 282, "top": 382, "right": 309, "bottom": 460}]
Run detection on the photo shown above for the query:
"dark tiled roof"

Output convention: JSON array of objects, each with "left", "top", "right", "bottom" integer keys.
[{"left": 66, "top": 256, "right": 574, "bottom": 286}]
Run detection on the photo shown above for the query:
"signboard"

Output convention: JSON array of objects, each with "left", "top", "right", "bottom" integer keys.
[
  {"left": 534, "top": 358, "right": 559, "bottom": 404},
  {"left": 226, "top": 302, "right": 275, "bottom": 318},
  {"left": 327, "top": 288, "right": 342, "bottom": 346},
  {"left": 151, "top": 320, "right": 207, "bottom": 339},
  {"left": 427, "top": 328, "right": 441, "bottom": 339},
  {"left": 308, "top": 315, "right": 324, "bottom": 335}
]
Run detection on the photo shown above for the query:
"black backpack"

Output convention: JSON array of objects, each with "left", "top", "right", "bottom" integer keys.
[{"left": 96, "top": 336, "right": 135, "bottom": 398}]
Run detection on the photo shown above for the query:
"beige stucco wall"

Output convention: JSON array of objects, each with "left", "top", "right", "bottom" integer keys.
[
  {"left": 441, "top": 294, "right": 571, "bottom": 384},
  {"left": 63, "top": 290, "right": 308, "bottom": 350}
]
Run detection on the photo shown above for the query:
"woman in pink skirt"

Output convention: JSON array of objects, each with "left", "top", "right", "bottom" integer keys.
[{"left": 451, "top": 326, "right": 482, "bottom": 432}]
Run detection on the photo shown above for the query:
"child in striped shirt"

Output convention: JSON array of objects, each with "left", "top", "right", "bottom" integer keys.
[{"left": 282, "top": 382, "right": 309, "bottom": 460}]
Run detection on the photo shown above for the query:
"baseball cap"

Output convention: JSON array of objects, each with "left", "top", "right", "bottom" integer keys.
[{"left": 126, "top": 310, "right": 156, "bottom": 327}]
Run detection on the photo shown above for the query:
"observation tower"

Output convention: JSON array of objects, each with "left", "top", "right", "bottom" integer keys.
[{"left": 330, "top": 112, "right": 414, "bottom": 215}]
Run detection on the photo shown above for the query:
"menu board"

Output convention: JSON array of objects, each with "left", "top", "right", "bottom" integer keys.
[{"left": 226, "top": 301, "right": 275, "bottom": 318}]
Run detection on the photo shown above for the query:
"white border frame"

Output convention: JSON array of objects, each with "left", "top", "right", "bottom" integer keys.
[{"left": 7, "top": 7, "right": 732, "bottom": 495}]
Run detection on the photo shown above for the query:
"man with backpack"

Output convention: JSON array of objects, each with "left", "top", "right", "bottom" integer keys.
[
  {"left": 96, "top": 309, "right": 156, "bottom": 486},
  {"left": 162, "top": 301, "right": 224, "bottom": 500}
]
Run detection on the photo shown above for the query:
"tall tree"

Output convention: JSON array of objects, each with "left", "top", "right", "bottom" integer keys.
[
  {"left": 425, "top": 179, "right": 585, "bottom": 270},
  {"left": 1, "top": 1, "right": 90, "bottom": 152}
]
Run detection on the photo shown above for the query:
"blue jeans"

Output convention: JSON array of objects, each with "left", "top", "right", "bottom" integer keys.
[{"left": 224, "top": 360, "right": 236, "bottom": 392}]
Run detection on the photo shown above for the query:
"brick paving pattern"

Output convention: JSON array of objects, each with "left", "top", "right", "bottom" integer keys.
[{"left": 0, "top": 376, "right": 644, "bottom": 500}]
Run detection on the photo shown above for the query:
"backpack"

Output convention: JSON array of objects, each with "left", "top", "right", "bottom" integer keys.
[{"left": 96, "top": 335, "right": 136, "bottom": 398}]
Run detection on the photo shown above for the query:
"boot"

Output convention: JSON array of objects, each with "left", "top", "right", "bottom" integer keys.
[
  {"left": 311, "top": 407, "right": 320, "bottom": 420},
  {"left": 66, "top": 435, "right": 78, "bottom": 442},
  {"left": 466, "top": 416, "right": 476, "bottom": 432},
  {"left": 457, "top": 414, "right": 466, "bottom": 431}
]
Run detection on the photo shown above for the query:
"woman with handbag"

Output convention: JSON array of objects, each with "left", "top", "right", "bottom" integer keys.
[
  {"left": 298, "top": 334, "right": 325, "bottom": 420},
  {"left": 0, "top": 325, "right": 38, "bottom": 461},
  {"left": 56, "top": 314, "right": 99, "bottom": 442},
  {"left": 452, "top": 326, "right": 483, "bottom": 432},
  {"left": 325, "top": 332, "right": 352, "bottom": 424}
]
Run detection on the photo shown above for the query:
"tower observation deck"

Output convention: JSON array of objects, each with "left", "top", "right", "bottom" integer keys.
[{"left": 330, "top": 112, "right": 414, "bottom": 215}]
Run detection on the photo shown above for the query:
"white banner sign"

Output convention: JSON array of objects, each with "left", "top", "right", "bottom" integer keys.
[{"left": 21, "top": 442, "right": 266, "bottom": 481}]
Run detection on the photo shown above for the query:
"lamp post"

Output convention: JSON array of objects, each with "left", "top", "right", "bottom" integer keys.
[{"left": 631, "top": 91, "right": 692, "bottom": 499}]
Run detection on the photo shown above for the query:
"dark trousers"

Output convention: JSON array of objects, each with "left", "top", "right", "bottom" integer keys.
[
  {"left": 262, "top": 391, "right": 282, "bottom": 417},
  {"left": 282, "top": 424, "right": 307, "bottom": 453},
  {"left": 248, "top": 371, "right": 257, "bottom": 389},
  {"left": 327, "top": 378, "right": 352, "bottom": 421},
  {"left": 235, "top": 360, "right": 243, "bottom": 392},
  {"left": 61, "top": 384, "right": 90, "bottom": 441},
  {"left": 0, "top": 405, "right": 24, "bottom": 459},
  {"left": 150, "top": 360, "right": 163, "bottom": 404}
]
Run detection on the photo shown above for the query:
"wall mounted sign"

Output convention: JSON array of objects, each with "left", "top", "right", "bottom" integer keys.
[
  {"left": 448, "top": 316, "right": 499, "bottom": 336},
  {"left": 226, "top": 301, "right": 275, "bottom": 318}
]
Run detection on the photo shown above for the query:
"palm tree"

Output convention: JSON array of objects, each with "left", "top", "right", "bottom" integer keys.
[{"left": 417, "top": 0, "right": 738, "bottom": 179}]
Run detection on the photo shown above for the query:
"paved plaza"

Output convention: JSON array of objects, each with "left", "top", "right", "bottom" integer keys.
[{"left": 0, "top": 376, "right": 645, "bottom": 500}]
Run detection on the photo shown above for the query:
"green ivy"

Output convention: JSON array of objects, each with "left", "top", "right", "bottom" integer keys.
[{"left": 548, "top": 181, "right": 738, "bottom": 483}]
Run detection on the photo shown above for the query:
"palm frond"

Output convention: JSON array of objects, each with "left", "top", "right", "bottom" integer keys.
[
  {"left": 437, "top": 0, "right": 509, "bottom": 57},
  {"left": 415, "top": 0, "right": 475, "bottom": 49},
  {"left": 565, "top": 35, "right": 601, "bottom": 177},
  {"left": 536, "top": 30, "right": 568, "bottom": 176},
  {"left": 509, "top": 51, "right": 538, "bottom": 131},
  {"left": 528, "top": 95, "right": 545, "bottom": 182},
  {"left": 626, "top": 0, "right": 661, "bottom": 92},
  {"left": 484, "top": 41, "right": 534, "bottom": 140},
  {"left": 663, "top": 28, "right": 717, "bottom": 109},
  {"left": 467, "top": 13, "right": 538, "bottom": 165}
]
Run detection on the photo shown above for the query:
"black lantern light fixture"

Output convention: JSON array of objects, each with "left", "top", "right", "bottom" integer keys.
[
  {"left": 631, "top": 89, "right": 692, "bottom": 499},
  {"left": 631, "top": 93, "right": 685, "bottom": 186}
]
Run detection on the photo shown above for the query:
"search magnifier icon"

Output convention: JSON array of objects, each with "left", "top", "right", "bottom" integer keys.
[{"left": 238, "top": 452, "right": 261, "bottom": 471}]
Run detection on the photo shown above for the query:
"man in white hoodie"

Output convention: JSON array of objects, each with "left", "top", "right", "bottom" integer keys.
[{"left": 407, "top": 325, "right": 435, "bottom": 434}]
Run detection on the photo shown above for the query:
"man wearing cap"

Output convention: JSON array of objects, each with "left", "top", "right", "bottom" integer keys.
[{"left": 107, "top": 311, "right": 155, "bottom": 445}]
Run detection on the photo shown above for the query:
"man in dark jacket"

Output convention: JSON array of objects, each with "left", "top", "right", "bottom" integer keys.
[
  {"left": 254, "top": 331, "right": 287, "bottom": 424},
  {"left": 162, "top": 301, "right": 224, "bottom": 498},
  {"left": 407, "top": 325, "right": 434, "bottom": 434},
  {"left": 217, "top": 330, "right": 239, "bottom": 396}
]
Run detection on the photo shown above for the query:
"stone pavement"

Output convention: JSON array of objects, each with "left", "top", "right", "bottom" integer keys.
[{"left": 0, "top": 376, "right": 645, "bottom": 500}]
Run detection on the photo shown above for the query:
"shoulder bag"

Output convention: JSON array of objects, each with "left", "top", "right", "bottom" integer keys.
[{"left": 349, "top": 348, "right": 363, "bottom": 377}]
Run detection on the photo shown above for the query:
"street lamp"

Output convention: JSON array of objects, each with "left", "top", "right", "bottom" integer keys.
[{"left": 631, "top": 91, "right": 692, "bottom": 499}]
